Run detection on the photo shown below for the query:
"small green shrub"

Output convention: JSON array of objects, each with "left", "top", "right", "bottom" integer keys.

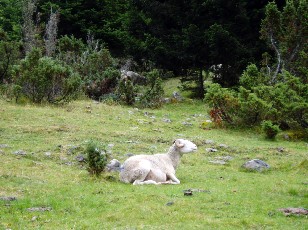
[
  {"left": 261, "top": 120, "right": 280, "bottom": 139},
  {"left": 84, "top": 140, "right": 108, "bottom": 176}
]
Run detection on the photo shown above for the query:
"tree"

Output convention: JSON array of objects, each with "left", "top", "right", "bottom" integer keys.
[{"left": 260, "top": 0, "right": 308, "bottom": 83}]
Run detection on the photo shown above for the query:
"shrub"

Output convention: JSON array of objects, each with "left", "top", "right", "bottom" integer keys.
[
  {"left": 261, "top": 120, "right": 280, "bottom": 139},
  {"left": 205, "top": 83, "right": 239, "bottom": 125},
  {"left": 84, "top": 140, "right": 108, "bottom": 176},
  {"left": 138, "top": 69, "right": 164, "bottom": 108},
  {"left": 12, "top": 48, "right": 82, "bottom": 103},
  {"left": 117, "top": 79, "right": 137, "bottom": 105},
  {"left": 85, "top": 67, "right": 120, "bottom": 100},
  {"left": 205, "top": 67, "right": 307, "bottom": 139}
]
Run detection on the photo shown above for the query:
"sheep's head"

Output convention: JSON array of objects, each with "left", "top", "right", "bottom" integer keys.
[{"left": 174, "top": 139, "right": 197, "bottom": 153}]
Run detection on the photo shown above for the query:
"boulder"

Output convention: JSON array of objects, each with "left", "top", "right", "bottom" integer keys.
[{"left": 242, "top": 159, "right": 270, "bottom": 172}]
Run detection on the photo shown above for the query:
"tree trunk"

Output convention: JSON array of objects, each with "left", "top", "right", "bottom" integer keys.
[{"left": 198, "top": 67, "right": 205, "bottom": 99}]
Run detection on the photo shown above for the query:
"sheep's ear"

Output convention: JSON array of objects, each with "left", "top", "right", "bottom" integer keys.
[{"left": 175, "top": 140, "right": 185, "bottom": 148}]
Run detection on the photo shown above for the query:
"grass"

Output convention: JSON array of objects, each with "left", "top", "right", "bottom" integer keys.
[{"left": 0, "top": 88, "right": 307, "bottom": 229}]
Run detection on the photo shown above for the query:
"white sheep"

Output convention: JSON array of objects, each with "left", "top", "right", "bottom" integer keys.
[{"left": 120, "top": 139, "right": 197, "bottom": 185}]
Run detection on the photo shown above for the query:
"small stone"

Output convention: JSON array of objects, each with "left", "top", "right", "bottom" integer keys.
[
  {"left": 219, "top": 144, "right": 228, "bottom": 148},
  {"left": 76, "top": 155, "right": 85, "bottom": 162},
  {"left": 166, "top": 201, "right": 174, "bottom": 206},
  {"left": 209, "top": 160, "right": 226, "bottom": 165},
  {"left": 45, "top": 152, "right": 52, "bottom": 157},
  {"left": 108, "top": 144, "right": 115, "bottom": 148},
  {"left": 162, "top": 118, "right": 172, "bottom": 123},
  {"left": 204, "top": 140, "right": 215, "bottom": 144},
  {"left": 13, "top": 150, "right": 27, "bottom": 156},
  {"left": 277, "top": 147, "right": 284, "bottom": 152},
  {"left": 182, "top": 122, "right": 193, "bottom": 126},
  {"left": 206, "top": 148, "right": 218, "bottom": 152},
  {"left": 0, "top": 196, "right": 17, "bottom": 201},
  {"left": 278, "top": 208, "right": 308, "bottom": 216},
  {"left": 0, "top": 144, "right": 9, "bottom": 148},
  {"left": 27, "top": 207, "right": 52, "bottom": 212},
  {"left": 31, "top": 216, "right": 38, "bottom": 221},
  {"left": 183, "top": 189, "right": 193, "bottom": 196}
]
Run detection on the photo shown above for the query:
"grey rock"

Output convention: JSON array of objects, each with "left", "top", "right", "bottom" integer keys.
[
  {"left": 219, "top": 144, "right": 228, "bottom": 148},
  {"left": 13, "top": 150, "right": 27, "bottom": 156},
  {"left": 182, "top": 121, "right": 193, "bottom": 126},
  {"left": 45, "top": 152, "right": 52, "bottom": 157},
  {"left": 209, "top": 160, "right": 227, "bottom": 165},
  {"left": 76, "top": 155, "right": 85, "bottom": 162},
  {"left": 166, "top": 201, "right": 174, "bottom": 206},
  {"left": 27, "top": 207, "right": 52, "bottom": 212},
  {"left": 215, "top": 156, "right": 233, "bottom": 161},
  {"left": 162, "top": 118, "right": 172, "bottom": 123},
  {"left": 242, "top": 159, "right": 270, "bottom": 171},
  {"left": 172, "top": 91, "right": 183, "bottom": 101},
  {"left": 0, "top": 144, "right": 9, "bottom": 148},
  {"left": 204, "top": 140, "right": 215, "bottom": 145},
  {"left": 107, "top": 159, "right": 122, "bottom": 172},
  {"left": 0, "top": 196, "right": 17, "bottom": 201},
  {"left": 206, "top": 148, "right": 218, "bottom": 152}
]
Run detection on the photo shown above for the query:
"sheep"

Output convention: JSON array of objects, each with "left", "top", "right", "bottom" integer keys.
[{"left": 120, "top": 139, "right": 197, "bottom": 185}]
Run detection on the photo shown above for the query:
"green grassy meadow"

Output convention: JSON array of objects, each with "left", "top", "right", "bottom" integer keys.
[{"left": 0, "top": 81, "right": 307, "bottom": 229}]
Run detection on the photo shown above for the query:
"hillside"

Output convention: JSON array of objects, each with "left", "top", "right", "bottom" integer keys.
[{"left": 0, "top": 97, "right": 307, "bottom": 229}]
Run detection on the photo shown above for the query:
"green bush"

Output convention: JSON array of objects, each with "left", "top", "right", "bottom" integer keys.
[
  {"left": 138, "top": 69, "right": 164, "bottom": 108},
  {"left": 205, "top": 66, "right": 307, "bottom": 138},
  {"left": 84, "top": 140, "right": 108, "bottom": 176},
  {"left": 117, "top": 79, "right": 137, "bottom": 105},
  {"left": 12, "top": 48, "right": 82, "bottom": 103},
  {"left": 205, "top": 83, "right": 239, "bottom": 124},
  {"left": 261, "top": 120, "right": 280, "bottom": 139}
]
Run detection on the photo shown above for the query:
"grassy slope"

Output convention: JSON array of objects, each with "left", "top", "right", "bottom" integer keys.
[{"left": 0, "top": 82, "right": 307, "bottom": 229}]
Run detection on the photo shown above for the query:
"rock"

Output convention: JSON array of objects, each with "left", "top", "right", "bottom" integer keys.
[
  {"left": 172, "top": 91, "right": 183, "bottom": 101},
  {"left": 242, "top": 159, "right": 270, "bottom": 172},
  {"left": 0, "top": 196, "right": 17, "bottom": 201},
  {"left": 45, "top": 152, "right": 52, "bottom": 157},
  {"left": 76, "top": 155, "right": 85, "bottom": 162},
  {"left": 278, "top": 208, "right": 308, "bottom": 216},
  {"left": 219, "top": 144, "right": 228, "bottom": 148},
  {"left": 182, "top": 121, "right": 193, "bottom": 126},
  {"left": 204, "top": 140, "right": 215, "bottom": 145},
  {"left": 183, "top": 189, "right": 193, "bottom": 196},
  {"left": 209, "top": 160, "right": 227, "bottom": 165},
  {"left": 162, "top": 118, "right": 172, "bottom": 123},
  {"left": 13, "top": 150, "right": 27, "bottom": 156},
  {"left": 216, "top": 156, "right": 233, "bottom": 161},
  {"left": 107, "top": 159, "right": 122, "bottom": 172},
  {"left": 277, "top": 147, "right": 284, "bottom": 152},
  {"left": 206, "top": 148, "right": 218, "bottom": 152},
  {"left": 0, "top": 144, "right": 9, "bottom": 148},
  {"left": 166, "top": 201, "right": 174, "bottom": 206},
  {"left": 27, "top": 207, "right": 52, "bottom": 212}
]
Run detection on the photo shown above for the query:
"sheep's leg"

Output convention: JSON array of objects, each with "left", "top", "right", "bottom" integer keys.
[
  {"left": 166, "top": 173, "right": 180, "bottom": 184},
  {"left": 133, "top": 180, "right": 159, "bottom": 185}
]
